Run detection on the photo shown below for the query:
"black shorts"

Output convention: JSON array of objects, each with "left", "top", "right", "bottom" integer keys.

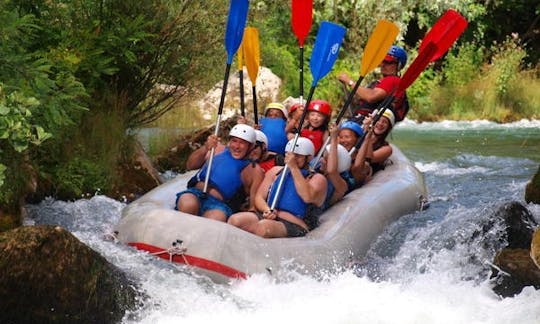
[{"left": 256, "top": 211, "right": 308, "bottom": 237}]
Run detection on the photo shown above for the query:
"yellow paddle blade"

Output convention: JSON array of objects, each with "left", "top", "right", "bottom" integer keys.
[
  {"left": 359, "top": 20, "right": 399, "bottom": 76},
  {"left": 237, "top": 38, "right": 244, "bottom": 70},
  {"left": 243, "top": 27, "right": 260, "bottom": 84}
]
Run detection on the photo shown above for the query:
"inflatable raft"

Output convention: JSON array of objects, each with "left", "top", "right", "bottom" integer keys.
[{"left": 115, "top": 145, "right": 427, "bottom": 283}]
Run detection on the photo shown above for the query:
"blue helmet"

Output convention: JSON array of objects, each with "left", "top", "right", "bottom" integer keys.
[
  {"left": 339, "top": 120, "right": 364, "bottom": 137},
  {"left": 387, "top": 45, "right": 407, "bottom": 70}
]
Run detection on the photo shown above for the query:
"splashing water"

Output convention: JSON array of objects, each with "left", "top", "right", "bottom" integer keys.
[{"left": 25, "top": 120, "right": 540, "bottom": 323}]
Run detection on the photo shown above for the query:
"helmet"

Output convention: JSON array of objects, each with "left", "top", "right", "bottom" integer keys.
[
  {"left": 285, "top": 137, "right": 315, "bottom": 156},
  {"left": 288, "top": 102, "right": 304, "bottom": 114},
  {"left": 254, "top": 130, "right": 268, "bottom": 146},
  {"left": 381, "top": 109, "right": 395, "bottom": 127},
  {"left": 229, "top": 124, "right": 256, "bottom": 144},
  {"left": 264, "top": 102, "right": 288, "bottom": 119},
  {"left": 325, "top": 144, "right": 352, "bottom": 173},
  {"left": 386, "top": 45, "right": 407, "bottom": 70},
  {"left": 339, "top": 120, "right": 364, "bottom": 138},
  {"left": 307, "top": 100, "right": 332, "bottom": 117}
]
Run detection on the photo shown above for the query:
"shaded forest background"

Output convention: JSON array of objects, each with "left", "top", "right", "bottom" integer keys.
[{"left": 0, "top": 0, "right": 538, "bottom": 228}]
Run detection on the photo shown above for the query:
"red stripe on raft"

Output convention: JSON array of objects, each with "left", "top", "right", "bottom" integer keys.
[{"left": 129, "top": 242, "right": 247, "bottom": 280}]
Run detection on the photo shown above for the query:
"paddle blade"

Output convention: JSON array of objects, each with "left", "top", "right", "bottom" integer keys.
[
  {"left": 225, "top": 0, "right": 250, "bottom": 64},
  {"left": 419, "top": 9, "right": 468, "bottom": 62},
  {"left": 398, "top": 42, "right": 438, "bottom": 92},
  {"left": 237, "top": 39, "right": 244, "bottom": 70},
  {"left": 360, "top": 20, "right": 399, "bottom": 77},
  {"left": 291, "top": 0, "right": 313, "bottom": 46},
  {"left": 309, "top": 21, "right": 346, "bottom": 86},
  {"left": 243, "top": 27, "right": 260, "bottom": 84}
]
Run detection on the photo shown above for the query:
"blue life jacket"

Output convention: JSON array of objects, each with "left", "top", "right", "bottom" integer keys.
[
  {"left": 190, "top": 148, "right": 250, "bottom": 200},
  {"left": 267, "top": 168, "right": 310, "bottom": 219},
  {"left": 260, "top": 117, "right": 288, "bottom": 154}
]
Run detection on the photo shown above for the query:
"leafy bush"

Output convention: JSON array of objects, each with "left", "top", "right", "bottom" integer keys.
[{"left": 53, "top": 156, "right": 111, "bottom": 200}]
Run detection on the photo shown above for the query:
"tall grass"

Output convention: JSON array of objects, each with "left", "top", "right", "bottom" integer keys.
[{"left": 409, "top": 37, "right": 539, "bottom": 122}]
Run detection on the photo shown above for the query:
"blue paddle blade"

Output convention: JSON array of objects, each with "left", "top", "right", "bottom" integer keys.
[
  {"left": 225, "top": 0, "right": 250, "bottom": 64},
  {"left": 309, "top": 21, "right": 346, "bottom": 87}
]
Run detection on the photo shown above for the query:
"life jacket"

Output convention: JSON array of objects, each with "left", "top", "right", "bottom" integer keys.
[
  {"left": 300, "top": 128, "right": 325, "bottom": 154},
  {"left": 189, "top": 148, "right": 250, "bottom": 200},
  {"left": 260, "top": 117, "right": 288, "bottom": 154},
  {"left": 258, "top": 153, "right": 283, "bottom": 172},
  {"left": 351, "top": 76, "right": 409, "bottom": 122},
  {"left": 267, "top": 168, "right": 310, "bottom": 219}
]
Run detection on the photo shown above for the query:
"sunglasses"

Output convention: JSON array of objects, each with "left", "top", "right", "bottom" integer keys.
[{"left": 382, "top": 60, "right": 398, "bottom": 65}]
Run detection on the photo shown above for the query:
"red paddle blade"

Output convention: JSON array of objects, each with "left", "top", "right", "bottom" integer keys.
[
  {"left": 398, "top": 42, "right": 438, "bottom": 92},
  {"left": 291, "top": 0, "right": 313, "bottom": 46},
  {"left": 419, "top": 9, "right": 468, "bottom": 62}
]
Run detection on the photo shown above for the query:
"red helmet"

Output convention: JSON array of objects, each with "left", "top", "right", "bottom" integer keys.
[{"left": 307, "top": 100, "right": 332, "bottom": 117}]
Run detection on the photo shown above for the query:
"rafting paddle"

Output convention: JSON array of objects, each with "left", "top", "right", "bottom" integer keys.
[
  {"left": 291, "top": 0, "right": 313, "bottom": 102},
  {"left": 311, "top": 19, "right": 399, "bottom": 168},
  {"left": 243, "top": 27, "right": 261, "bottom": 124},
  {"left": 419, "top": 9, "right": 468, "bottom": 62},
  {"left": 349, "top": 9, "right": 469, "bottom": 156},
  {"left": 203, "top": 0, "right": 249, "bottom": 193},
  {"left": 238, "top": 39, "right": 245, "bottom": 117},
  {"left": 270, "top": 21, "right": 346, "bottom": 210}
]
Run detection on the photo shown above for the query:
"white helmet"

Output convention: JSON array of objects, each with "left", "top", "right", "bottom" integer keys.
[
  {"left": 229, "top": 124, "right": 256, "bottom": 144},
  {"left": 254, "top": 130, "right": 268, "bottom": 146},
  {"left": 382, "top": 109, "right": 395, "bottom": 127},
  {"left": 325, "top": 144, "right": 352, "bottom": 173},
  {"left": 285, "top": 137, "right": 315, "bottom": 156},
  {"left": 264, "top": 102, "right": 288, "bottom": 119}
]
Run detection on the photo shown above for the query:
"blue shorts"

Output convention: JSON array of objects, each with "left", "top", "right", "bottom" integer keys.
[{"left": 175, "top": 187, "right": 233, "bottom": 218}]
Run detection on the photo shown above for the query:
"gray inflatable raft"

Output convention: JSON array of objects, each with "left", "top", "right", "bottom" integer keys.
[{"left": 115, "top": 145, "right": 427, "bottom": 283}]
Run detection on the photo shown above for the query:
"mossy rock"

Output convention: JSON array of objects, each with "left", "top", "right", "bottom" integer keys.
[
  {"left": 525, "top": 164, "right": 540, "bottom": 204},
  {"left": 0, "top": 225, "right": 144, "bottom": 323}
]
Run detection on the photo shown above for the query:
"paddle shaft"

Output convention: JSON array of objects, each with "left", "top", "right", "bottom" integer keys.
[
  {"left": 203, "top": 63, "right": 231, "bottom": 193},
  {"left": 252, "top": 85, "right": 258, "bottom": 124},
  {"left": 299, "top": 46, "right": 304, "bottom": 100},
  {"left": 239, "top": 70, "right": 245, "bottom": 117}
]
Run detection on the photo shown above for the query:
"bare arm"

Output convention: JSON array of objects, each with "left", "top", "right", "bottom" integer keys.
[
  {"left": 254, "top": 166, "right": 280, "bottom": 212},
  {"left": 185, "top": 135, "right": 224, "bottom": 170},
  {"left": 338, "top": 72, "right": 388, "bottom": 103},
  {"left": 241, "top": 163, "right": 264, "bottom": 211},
  {"left": 326, "top": 124, "right": 348, "bottom": 204}
]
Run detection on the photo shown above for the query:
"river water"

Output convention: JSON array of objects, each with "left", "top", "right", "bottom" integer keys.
[{"left": 26, "top": 120, "right": 540, "bottom": 324}]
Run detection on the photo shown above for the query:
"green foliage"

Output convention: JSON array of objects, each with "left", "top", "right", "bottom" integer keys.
[
  {"left": 53, "top": 156, "right": 110, "bottom": 200},
  {"left": 408, "top": 37, "right": 538, "bottom": 122},
  {"left": 0, "top": 87, "right": 50, "bottom": 152}
]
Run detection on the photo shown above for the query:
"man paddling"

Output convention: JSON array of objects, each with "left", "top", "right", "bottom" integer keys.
[
  {"left": 338, "top": 45, "right": 409, "bottom": 122},
  {"left": 176, "top": 124, "right": 263, "bottom": 222}
]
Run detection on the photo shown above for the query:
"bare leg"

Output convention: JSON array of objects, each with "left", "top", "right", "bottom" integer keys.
[
  {"left": 253, "top": 219, "right": 287, "bottom": 238},
  {"left": 176, "top": 193, "right": 200, "bottom": 215},
  {"left": 228, "top": 212, "right": 260, "bottom": 232},
  {"left": 202, "top": 209, "right": 227, "bottom": 222}
]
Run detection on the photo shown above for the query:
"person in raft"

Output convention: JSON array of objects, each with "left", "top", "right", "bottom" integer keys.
[
  {"left": 360, "top": 109, "right": 396, "bottom": 174},
  {"left": 337, "top": 120, "right": 371, "bottom": 188},
  {"left": 289, "top": 99, "right": 332, "bottom": 155},
  {"left": 311, "top": 123, "right": 353, "bottom": 206},
  {"left": 227, "top": 137, "right": 327, "bottom": 238},
  {"left": 285, "top": 101, "right": 304, "bottom": 135},
  {"left": 338, "top": 45, "right": 409, "bottom": 122},
  {"left": 176, "top": 124, "right": 263, "bottom": 222}
]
